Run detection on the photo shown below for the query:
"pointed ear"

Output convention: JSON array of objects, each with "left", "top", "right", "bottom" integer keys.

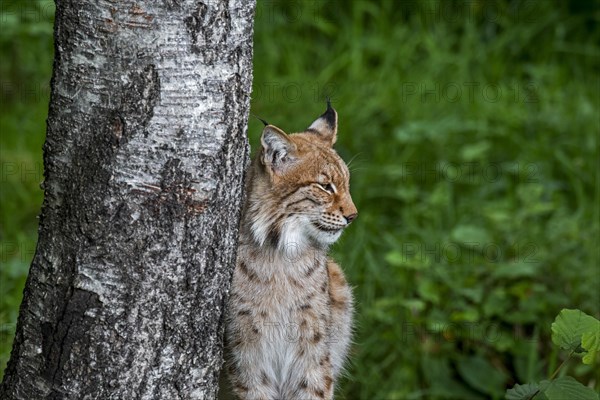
[
  {"left": 306, "top": 100, "right": 337, "bottom": 146},
  {"left": 260, "top": 125, "right": 297, "bottom": 175}
]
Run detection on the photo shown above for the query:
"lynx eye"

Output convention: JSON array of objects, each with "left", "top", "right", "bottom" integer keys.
[{"left": 317, "top": 182, "right": 336, "bottom": 194}]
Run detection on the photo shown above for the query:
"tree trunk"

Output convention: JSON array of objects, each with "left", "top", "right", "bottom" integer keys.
[{"left": 0, "top": 1, "right": 255, "bottom": 399}]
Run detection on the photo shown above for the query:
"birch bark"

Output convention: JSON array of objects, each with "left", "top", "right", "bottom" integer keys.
[{"left": 0, "top": 1, "right": 255, "bottom": 398}]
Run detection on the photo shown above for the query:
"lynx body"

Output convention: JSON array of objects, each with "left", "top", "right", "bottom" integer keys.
[{"left": 226, "top": 103, "right": 357, "bottom": 400}]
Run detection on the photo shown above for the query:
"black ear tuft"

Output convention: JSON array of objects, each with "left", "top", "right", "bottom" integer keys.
[
  {"left": 260, "top": 125, "right": 297, "bottom": 175},
  {"left": 306, "top": 100, "right": 338, "bottom": 146},
  {"left": 252, "top": 113, "right": 269, "bottom": 126},
  {"left": 323, "top": 97, "right": 336, "bottom": 128}
]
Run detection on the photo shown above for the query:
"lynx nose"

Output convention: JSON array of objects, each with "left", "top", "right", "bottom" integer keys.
[{"left": 345, "top": 213, "right": 358, "bottom": 224}]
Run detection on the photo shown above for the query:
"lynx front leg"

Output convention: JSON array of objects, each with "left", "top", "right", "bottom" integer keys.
[
  {"left": 226, "top": 306, "right": 280, "bottom": 400},
  {"left": 287, "top": 352, "right": 334, "bottom": 400},
  {"left": 281, "top": 315, "right": 335, "bottom": 400},
  {"left": 227, "top": 352, "right": 279, "bottom": 400}
]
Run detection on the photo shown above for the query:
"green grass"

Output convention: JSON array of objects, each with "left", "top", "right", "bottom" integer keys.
[
  {"left": 1, "top": 0, "right": 599, "bottom": 397},
  {"left": 250, "top": 1, "right": 599, "bottom": 398},
  {"left": 0, "top": 0, "right": 53, "bottom": 377}
]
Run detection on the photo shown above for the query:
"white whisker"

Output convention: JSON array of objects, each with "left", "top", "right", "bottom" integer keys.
[{"left": 345, "top": 152, "right": 363, "bottom": 168}]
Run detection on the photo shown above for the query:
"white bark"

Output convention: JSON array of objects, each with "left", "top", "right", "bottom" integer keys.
[{"left": 0, "top": 1, "right": 255, "bottom": 399}]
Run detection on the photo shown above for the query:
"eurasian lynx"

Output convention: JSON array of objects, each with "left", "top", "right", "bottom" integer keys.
[{"left": 225, "top": 102, "right": 357, "bottom": 400}]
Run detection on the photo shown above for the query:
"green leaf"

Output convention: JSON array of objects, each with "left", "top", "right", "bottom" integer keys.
[
  {"left": 492, "top": 261, "right": 540, "bottom": 279},
  {"left": 399, "top": 298, "right": 426, "bottom": 312},
  {"left": 505, "top": 381, "right": 549, "bottom": 400},
  {"left": 581, "top": 330, "right": 600, "bottom": 364},
  {"left": 545, "top": 376, "right": 599, "bottom": 400},
  {"left": 394, "top": 185, "right": 419, "bottom": 201},
  {"left": 451, "top": 225, "right": 491, "bottom": 247},
  {"left": 460, "top": 141, "right": 491, "bottom": 161},
  {"left": 551, "top": 309, "right": 600, "bottom": 352},
  {"left": 450, "top": 307, "right": 480, "bottom": 323},
  {"left": 421, "top": 356, "right": 486, "bottom": 400},
  {"left": 385, "top": 250, "right": 429, "bottom": 270},
  {"left": 457, "top": 355, "right": 507, "bottom": 397},
  {"left": 417, "top": 279, "right": 440, "bottom": 304}
]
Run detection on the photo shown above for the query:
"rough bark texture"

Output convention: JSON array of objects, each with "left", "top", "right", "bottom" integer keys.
[{"left": 0, "top": 1, "right": 255, "bottom": 399}]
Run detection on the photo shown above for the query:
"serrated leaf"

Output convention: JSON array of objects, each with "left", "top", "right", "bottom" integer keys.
[
  {"left": 505, "top": 382, "right": 540, "bottom": 400},
  {"left": 581, "top": 330, "right": 600, "bottom": 364},
  {"left": 505, "top": 381, "right": 550, "bottom": 400},
  {"left": 545, "top": 376, "right": 599, "bottom": 400},
  {"left": 551, "top": 309, "right": 600, "bottom": 352}
]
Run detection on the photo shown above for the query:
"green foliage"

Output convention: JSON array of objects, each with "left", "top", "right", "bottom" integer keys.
[
  {"left": 250, "top": 0, "right": 599, "bottom": 398},
  {"left": 505, "top": 382, "right": 549, "bottom": 400},
  {"left": 456, "top": 354, "right": 508, "bottom": 397},
  {"left": 506, "top": 309, "right": 600, "bottom": 400},
  {"left": 582, "top": 331, "right": 600, "bottom": 365},
  {"left": 544, "top": 377, "right": 598, "bottom": 400},
  {"left": 551, "top": 309, "right": 600, "bottom": 354},
  {"left": 0, "top": 0, "right": 54, "bottom": 378},
  {"left": 1, "top": 0, "right": 599, "bottom": 397}
]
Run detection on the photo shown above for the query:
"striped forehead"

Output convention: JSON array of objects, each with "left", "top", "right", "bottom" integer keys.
[
  {"left": 289, "top": 135, "right": 349, "bottom": 183},
  {"left": 317, "top": 152, "right": 349, "bottom": 183}
]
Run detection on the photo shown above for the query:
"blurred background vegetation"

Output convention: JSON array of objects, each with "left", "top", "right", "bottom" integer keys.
[{"left": 1, "top": 0, "right": 598, "bottom": 398}]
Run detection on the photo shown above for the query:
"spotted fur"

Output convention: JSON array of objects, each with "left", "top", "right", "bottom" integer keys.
[{"left": 225, "top": 103, "right": 357, "bottom": 399}]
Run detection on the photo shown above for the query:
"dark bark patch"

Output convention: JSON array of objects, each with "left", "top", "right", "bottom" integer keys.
[
  {"left": 142, "top": 159, "right": 209, "bottom": 219},
  {"left": 41, "top": 289, "right": 101, "bottom": 384},
  {"left": 184, "top": 2, "right": 232, "bottom": 64},
  {"left": 184, "top": 3, "right": 208, "bottom": 54},
  {"left": 122, "top": 64, "right": 160, "bottom": 139},
  {"left": 162, "top": 0, "right": 182, "bottom": 11}
]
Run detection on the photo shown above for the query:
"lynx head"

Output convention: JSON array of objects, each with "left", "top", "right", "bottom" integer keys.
[{"left": 247, "top": 102, "right": 357, "bottom": 252}]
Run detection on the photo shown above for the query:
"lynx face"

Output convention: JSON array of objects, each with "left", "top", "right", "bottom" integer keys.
[{"left": 248, "top": 103, "right": 358, "bottom": 251}]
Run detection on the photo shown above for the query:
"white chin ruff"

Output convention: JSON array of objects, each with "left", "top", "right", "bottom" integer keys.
[
  {"left": 278, "top": 218, "right": 343, "bottom": 252},
  {"left": 307, "top": 223, "right": 343, "bottom": 246}
]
